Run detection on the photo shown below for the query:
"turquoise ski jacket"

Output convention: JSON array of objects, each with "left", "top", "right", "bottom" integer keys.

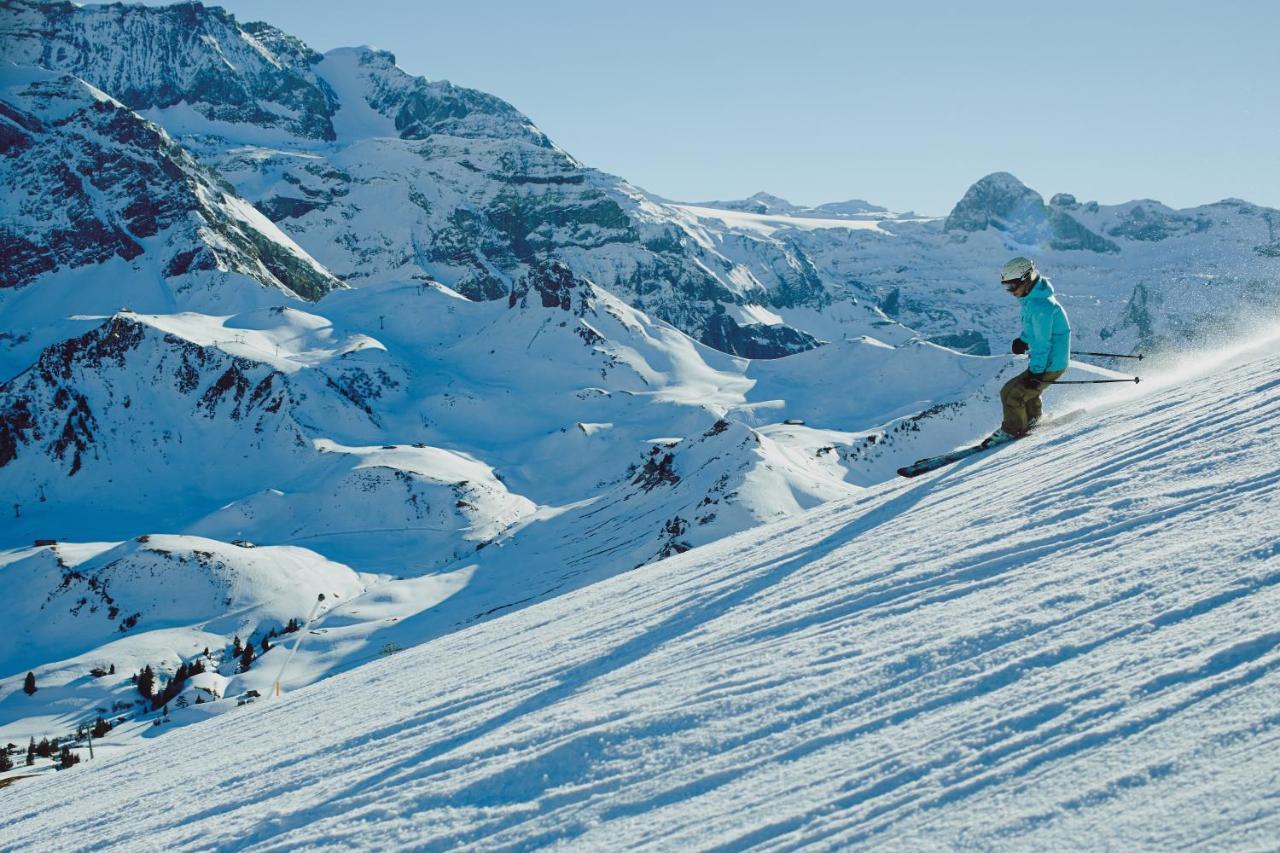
[{"left": 1021, "top": 277, "right": 1071, "bottom": 374}]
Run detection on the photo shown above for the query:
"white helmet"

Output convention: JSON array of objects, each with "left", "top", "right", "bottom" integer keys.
[{"left": 1000, "top": 256, "right": 1038, "bottom": 289}]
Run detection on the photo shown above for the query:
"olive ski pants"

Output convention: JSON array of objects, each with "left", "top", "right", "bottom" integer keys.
[{"left": 1000, "top": 369, "right": 1065, "bottom": 436}]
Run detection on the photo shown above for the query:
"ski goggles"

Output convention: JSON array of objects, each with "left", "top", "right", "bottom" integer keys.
[{"left": 1001, "top": 273, "right": 1032, "bottom": 292}]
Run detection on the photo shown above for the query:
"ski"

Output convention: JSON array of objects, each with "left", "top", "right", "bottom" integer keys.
[
  {"left": 896, "top": 409, "right": 1086, "bottom": 479},
  {"left": 896, "top": 435, "right": 1016, "bottom": 478}
]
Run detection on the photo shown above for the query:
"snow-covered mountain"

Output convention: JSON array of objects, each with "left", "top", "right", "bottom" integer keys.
[
  {"left": 0, "top": 0, "right": 337, "bottom": 140},
  {"left": 0, "top": 308, "right": 396, "bottom": 539},
  {"left": 9, "top": 1, "right": 1275, "bottom": 367},
  {"left": 3, "top": 2, "right": 1278, "bottom": 837},
  {"left": 0, "top": 535, "right": 368, "bottom": 679},
  {"left": 699, "top": 171, "right": 1280, "bottom": 356},
  {"left": 0, "top": 1, "right": 840, "bottom": 359},
  {"left": 4, "top": 332, "right": 1278, "bottom": 848},
  {"left": 691, "top": 191, "right": 891, "bottom": 219},
  {"left": 0, "top": 63, "right": 345, "bottom": 379}
]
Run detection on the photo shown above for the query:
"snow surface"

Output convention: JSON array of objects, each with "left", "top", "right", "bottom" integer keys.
[
  {"left": 3, "top": 334, "right": 1278, "bottom": 849},
  {"left": 672, "top": 203, "right": 905, "bottom": 236},
  {"left": 315, "top": 47, "right": 403, "bottom": 141}
]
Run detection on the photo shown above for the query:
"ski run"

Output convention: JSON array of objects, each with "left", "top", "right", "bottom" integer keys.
[{"left": 3, "top": 334, "right": 1278, "bottom": 849}]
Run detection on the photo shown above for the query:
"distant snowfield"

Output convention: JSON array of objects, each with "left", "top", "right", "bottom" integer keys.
[
  {"left": 4, "top": 337, "right": 1278, "bottom": 849},
  {"left": 670, "top": 203, "right": 924, "bottom": 236}
]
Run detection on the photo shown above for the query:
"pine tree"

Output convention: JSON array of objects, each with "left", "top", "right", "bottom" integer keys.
[
  {"left": 92, "top": 717, "right": 112, "bottom": 739},
  {"left": 154, "top": 662, "right": 192, "bottom": 709},
  {"left": 239, "top": 642, "right": 255, "bottom": 673},
  {"left": 23, "top": 671, "right": 36, "bottom": 695},
  {"left": 0, "top": 748, "right": 13, "bottom": 772},
  {"left": 35, "top": 738, "right": 52, "bottom": 758},
  {"left": 26, "top": 738, "right": 35, "bottom": 766},
  {"left": 260, "top": 636, "right": 271, "bottom": 653},
  {"left": 109, "top": 663, "right": 115, "bottom": 675},
  {"left": 137, "top": 665, "right": 155, "bottom": 700},
  {"left": 59, "top": 746, "right": 80, "bottom": 769},
  {"left": 232, "top": 635, "right": 243, "bottom": 657}
]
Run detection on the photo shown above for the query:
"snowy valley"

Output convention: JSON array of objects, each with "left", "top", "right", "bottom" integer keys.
[{"left": 1, "top": 1, "right": 1279, "bottom": 847}]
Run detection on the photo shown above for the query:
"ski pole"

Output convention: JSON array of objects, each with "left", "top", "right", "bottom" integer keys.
[
  {"left": 1074, "top": 350, "right": 1144, "bottom": 360},
  {"left": 1051, "top": 377, "right": 1141, "bottom": 385},
  {"left": 273, "top": 593, "right": 327, "bottom": 698}
]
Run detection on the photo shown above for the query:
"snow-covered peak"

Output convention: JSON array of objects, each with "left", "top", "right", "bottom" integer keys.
[
  {"left": 0, "top": 1, "right": 336, "bottom": 139},
  {"left": 944, "top": 171, "right": 1047, "bottom": 237},
  {"left": 694, "top": 191, "right": 892, "bottom": 219},
  {"left": 2, "top": 2, "right": 557, "bottom": 152},
  {"left": 314, "top": 46, "right": 551, "bottom": 147},
  {"left": 700, "top": 191, "right": 802, "bottom": 215},
  {"left": 942, "top": 171, "right": 1120, "bottom": 254},
  {"left": 812, "top": 197, "right": 889, "bottom": 216}
]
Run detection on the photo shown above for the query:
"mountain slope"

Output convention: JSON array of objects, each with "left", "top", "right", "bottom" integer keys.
[
  {"left": 0, "top": 534, "right": 367, "bottom": 678},
  {"left": 4, "top": 335, "right": 1277, "bottom": 848},
  {"left": 0, "top": 63, "right": 345, "bottom": 378},
  {"left": 0, "top": 310, "right": 389, "bottom": 539}
]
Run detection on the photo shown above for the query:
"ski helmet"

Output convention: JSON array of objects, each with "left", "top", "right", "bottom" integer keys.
[{"left": 1000, "top": 256, "right": 1037, "bottom": 291}]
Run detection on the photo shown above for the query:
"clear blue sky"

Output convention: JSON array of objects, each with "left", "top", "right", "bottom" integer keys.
[{"left": 195, "top": 1, "right": 1278, "bottom": 213}]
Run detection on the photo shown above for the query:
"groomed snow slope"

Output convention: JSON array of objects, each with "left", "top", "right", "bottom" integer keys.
[{"left": 4, "top": 339, "right": 1280, "bottom": 849}]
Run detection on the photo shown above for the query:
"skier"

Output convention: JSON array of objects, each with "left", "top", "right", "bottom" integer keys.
[
  {"left": 987, "top": 256, "right": 1071, "bottom": 444},
  {"left": 897, "top": 258, "right": 1075, "bottom": 477}
]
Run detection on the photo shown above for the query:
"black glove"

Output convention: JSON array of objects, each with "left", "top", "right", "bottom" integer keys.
[
  {"left": 1020, "top": 372, "right": 1045, "bottom": 389},
  {"left": 1011, "top": 338, "right": 1029, "bottom": 355}
]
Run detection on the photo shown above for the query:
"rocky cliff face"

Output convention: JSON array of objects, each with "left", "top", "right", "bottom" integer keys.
[
  {"left": 0, "top": 64, "right": 343, "bottom": 301},
  {"left": 0, "top": 314, "right": 304, "bottom": 479},
  {"left": 0, "top": 0, "right": 335, "bottom": 139}
]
